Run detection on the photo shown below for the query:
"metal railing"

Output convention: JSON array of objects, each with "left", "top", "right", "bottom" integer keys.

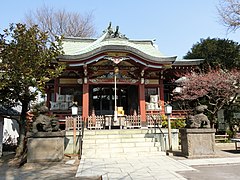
[
  {"left": 65, "top": 116, "right": 85, "bottom": 159},
  {"left": 146, "top": 114, "right": 162, "bottom": 128},
  {"left": 146, "top": 114, "right": 167, "bottom": 151}
]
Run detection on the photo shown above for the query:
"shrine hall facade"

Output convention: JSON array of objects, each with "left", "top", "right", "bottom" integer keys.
[{"left": 46, "top": 24, "right": 202, "bottom": 128}]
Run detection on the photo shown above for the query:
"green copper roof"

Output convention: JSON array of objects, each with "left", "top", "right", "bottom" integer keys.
[
  {"left": 63, "top": 37, "right": 165, "bottom": 57},
  {"left": 61, "top": 24, "right": 177, "bottom": 63}
]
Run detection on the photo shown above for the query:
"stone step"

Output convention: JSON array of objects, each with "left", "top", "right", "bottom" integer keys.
[
  {"left": 82, "top": 137, "right": 158, "bottom": 144},
  {"left": 83, "top": 130, "right": 165, "bottom": 141},
  {"left": 83, "top": 133, "right": 152, "bottom": 140},
  {"left": 81, "top": 151, "right": 166, "bottom": 158},
  {"left": 81, "top": 129, "right": 167, "bottom": 158},
  {"left": 83, "top": 141, "right": 162, "bottom": 149},
  {"left": 83, "top": 147, "right": 159, "bottom": 156},
  {"left": 83, "top": 129, "right": 149, "bottom": 136}
]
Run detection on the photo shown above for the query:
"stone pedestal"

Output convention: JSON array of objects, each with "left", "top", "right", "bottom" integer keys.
[
  {"left": 27, "top": 131, "right": 65, "bottom": 162},
  {"left": 180, "top": 128, "right": 216, "bottom": 158}
]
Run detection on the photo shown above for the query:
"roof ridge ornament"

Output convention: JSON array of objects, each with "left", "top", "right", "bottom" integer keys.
[{"left": 103, "top": 22, "right": 128, "bottom": 40}]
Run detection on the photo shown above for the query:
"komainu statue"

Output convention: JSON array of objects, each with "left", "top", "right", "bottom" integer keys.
[
  {"left": 32, "top": 106, "right": 60, "bottom": 133},
  {"left": 186, "top": 105, "right": 210, "bottom": 128}
]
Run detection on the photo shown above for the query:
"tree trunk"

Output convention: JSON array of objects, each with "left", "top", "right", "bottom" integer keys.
[
  {"left": 209, "top": 114, "right": 217, "bottom": 129},
  {"left": 15, "top": 100, "right": 29, "bottom": 157}
]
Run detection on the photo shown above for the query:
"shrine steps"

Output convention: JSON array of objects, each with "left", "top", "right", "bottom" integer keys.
[{"left": 81, "top": 129, "right": 166, "bottom": 158}]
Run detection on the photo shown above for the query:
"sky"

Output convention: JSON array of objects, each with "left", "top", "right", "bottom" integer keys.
[{"left": 0, "top": 0, "right": 239, "bottom": 59}]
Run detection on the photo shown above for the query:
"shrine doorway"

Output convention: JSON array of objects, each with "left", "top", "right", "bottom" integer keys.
[{"left": 89, "top": 85, "right": 138, "bottom": 116}]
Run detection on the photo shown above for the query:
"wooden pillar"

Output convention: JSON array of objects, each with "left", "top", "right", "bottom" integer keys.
[
  {"left": 82, "top": 83, "right": 89, "bottom": 123},
  {"left": 139, "top": 84, "right": 146, "bottom": 127},
  {"left": 159, "top": 79, "right": 165, "bottom": 114},
  {"left": 0, "top": 117, "right": 3, "bottom": 157},
  {"left": 54, "top": 78, "right": 59, "bottom": 101},
  {"left": 45, "top": 88, "right": 51, "bottom": 108}
]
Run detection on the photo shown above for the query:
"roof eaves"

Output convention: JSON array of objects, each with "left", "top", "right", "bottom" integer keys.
[
  {"left": 0, "top": 105, "right": 20, "bottom": 116},
  {"left": 59, "top": 45, "right": 177, "bottom": 64},
  {"left": 173, "top": 59, "right": 204, "bottom": 66}
]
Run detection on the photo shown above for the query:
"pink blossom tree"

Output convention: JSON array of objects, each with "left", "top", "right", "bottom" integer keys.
[{"left": 173, "top": 69, "right": 240, "bottom": 127}]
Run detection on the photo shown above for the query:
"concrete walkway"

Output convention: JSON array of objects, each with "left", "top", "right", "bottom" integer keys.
[
  {"left": 76, "top": 152, "right": 195, "bottom": 180},
  {"left": 76, "top": 143, "right": 240, "bottom": 179},
  {"left": 76, "top": 154, "right": 240, "bottom": 180},
  {"left": 1, "top": 143, "right": 240, "bottom": 179},
  {"left": 179, "top": 156, "right": 240, "bottom": 166}
]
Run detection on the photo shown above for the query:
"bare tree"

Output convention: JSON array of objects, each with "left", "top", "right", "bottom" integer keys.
[
  {"left": 218, "top": 0, "right": 240, "bottom": 32},
  {"left": 24, "top": 5, "right": 96, "bottom": 40}
]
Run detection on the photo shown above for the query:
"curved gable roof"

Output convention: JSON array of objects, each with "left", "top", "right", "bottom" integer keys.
[{"left": 60, "top": 24, "right": 177, "bottom": 64}]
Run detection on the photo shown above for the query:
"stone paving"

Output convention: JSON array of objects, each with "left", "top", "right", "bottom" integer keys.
[
  {"left": 76, "top": 143, "right": 240, "bottom": 179},
  {"left": 179, "top": 156, "right": 240, "bottom": 166},
  {"left": 1, "top": 143, "right": 240, "bottom": 179},
  {"left": 76, "top": 155, "right": 240, "bottom": 180},
  {"left": 76, "top": 152, "right": 195, "bottom": 180}
]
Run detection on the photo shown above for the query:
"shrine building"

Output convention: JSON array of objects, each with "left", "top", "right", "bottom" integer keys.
[{"left": 46, "top": 24, "right": 202, "bottom": 129}]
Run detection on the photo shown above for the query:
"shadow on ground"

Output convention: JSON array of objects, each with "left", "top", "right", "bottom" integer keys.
[
  {"left": 0, "top": 152, "right": 80, "bottom": 180},
  {"left": 222, "top": 150, "right": 240, "bottom": 154}
]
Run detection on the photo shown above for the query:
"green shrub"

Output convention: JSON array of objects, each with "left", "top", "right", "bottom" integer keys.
[{"left": 161, "top": 118, "right": 186, "bottom": 129}]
